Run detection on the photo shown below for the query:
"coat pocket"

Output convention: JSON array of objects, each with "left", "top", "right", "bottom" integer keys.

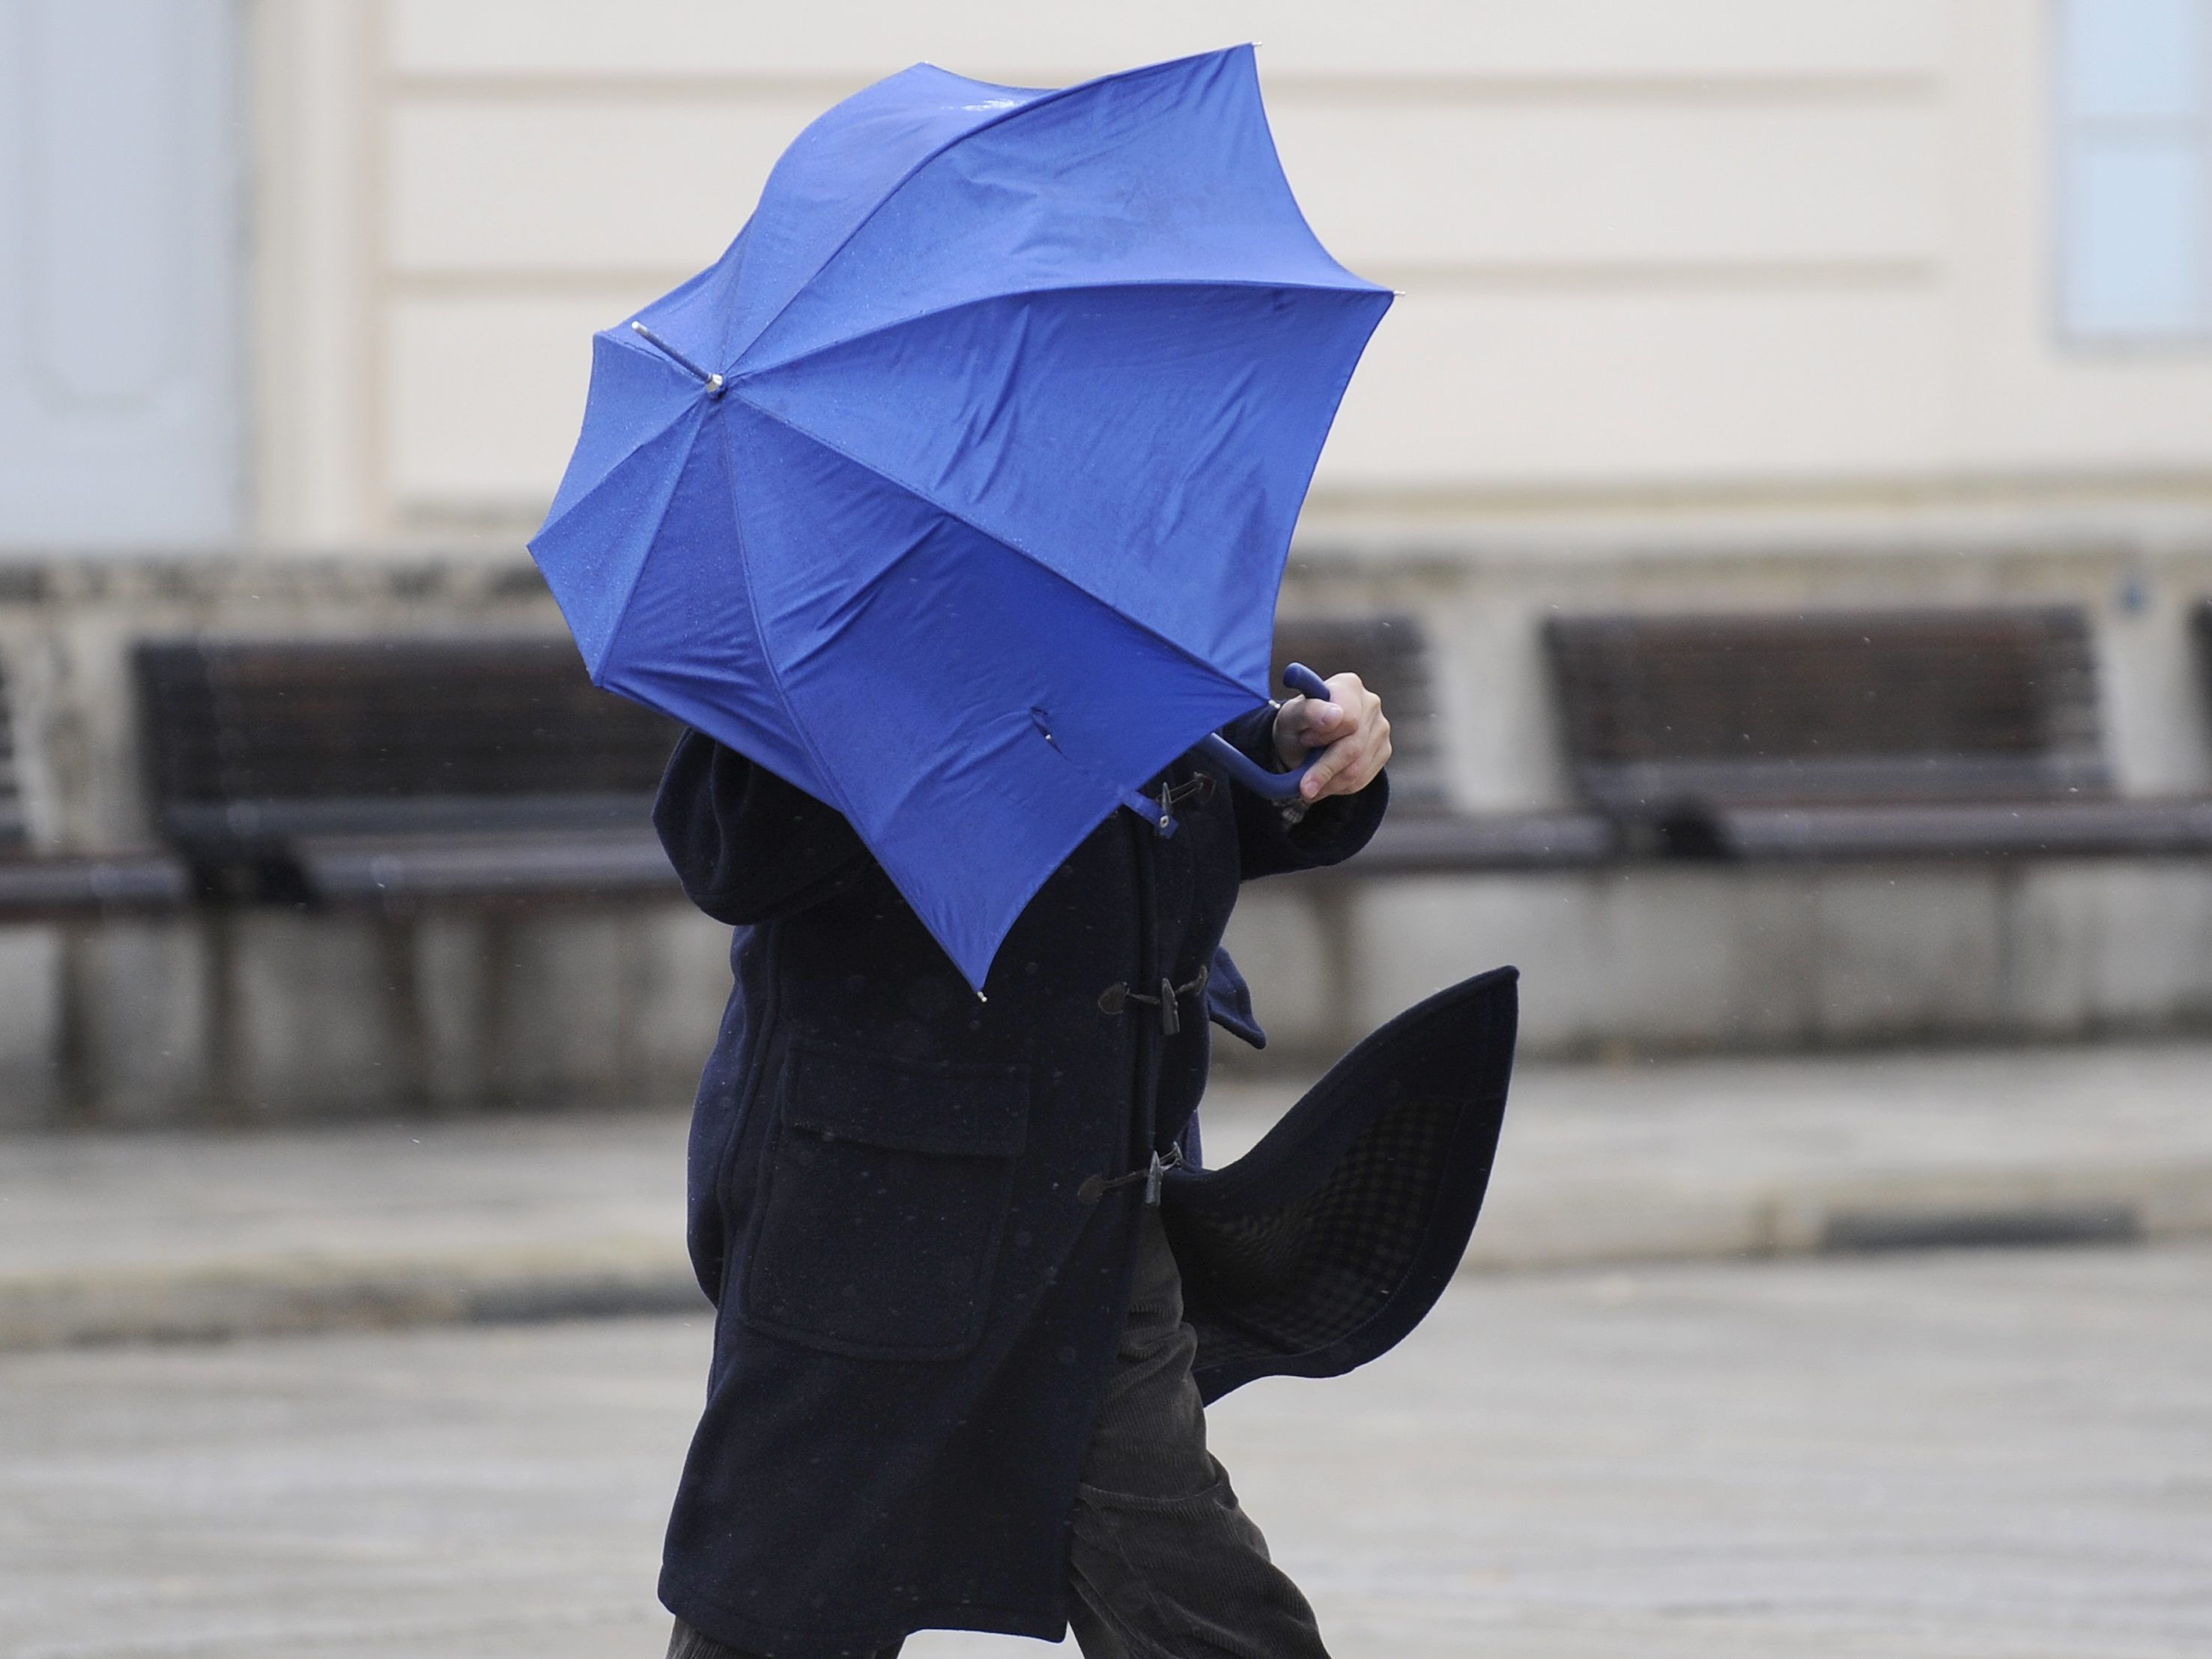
[{"left": 742, "top": 1039, "right": 1030, "bottom": 1360}]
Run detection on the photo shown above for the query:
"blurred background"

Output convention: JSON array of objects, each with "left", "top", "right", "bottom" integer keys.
[
  {"left": 2, "top": 4, "right": 2209, "bottom": 1658},
  {"left": 8, "top": 0, "right": 2212, "bottom": 1119}
]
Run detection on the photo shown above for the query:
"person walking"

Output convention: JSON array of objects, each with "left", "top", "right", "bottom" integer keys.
[
  {"left": 527, "top": 51, "right": 1515, "bottom": 1655},
  {"left": 655, "top": 679, "right": 1390, "bottom": 1658}
]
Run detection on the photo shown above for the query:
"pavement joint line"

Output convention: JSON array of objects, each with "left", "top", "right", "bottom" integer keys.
[
  {"left": 0, "top": 1243, "right": 710, "bottom": 1353},
  {"left": 4, "top": 1170, "right": 2208, "bottom": 1353}
]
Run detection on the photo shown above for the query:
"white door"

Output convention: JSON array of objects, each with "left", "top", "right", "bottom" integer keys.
[{"left": 0, "top": 0, "right": 239, "bottom": 547}]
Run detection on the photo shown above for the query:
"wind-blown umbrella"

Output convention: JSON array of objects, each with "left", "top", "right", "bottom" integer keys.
[{"left": 530, "top": 45, "right": 1390, "bottom": 989}]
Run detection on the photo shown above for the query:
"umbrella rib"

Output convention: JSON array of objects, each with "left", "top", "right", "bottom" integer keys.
[
  {"left": 706, "top": 406, "right": 882, "bottom": 840},
  {"left": 731, "top": 48, "right": 1246, "bottom": 372},
  {"left": 538, "top": 396, "right": 712, "bottom": 691},
  {"left": 535, "top": 342, "right": 706, "bottom": 545},
  {"left": 730, "top": 276, "right": 1384, "bottom": 383},
  {"left": 729, "top": 389, "right": 1267, "bottom": 712}
]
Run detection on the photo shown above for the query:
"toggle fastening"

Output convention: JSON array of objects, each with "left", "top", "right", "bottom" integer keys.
[
  {"left": 1095, "top": 963, "right": 1210, "bottom": 1034},
  {"left": 1075, "top": 1144, "right": 1185, "bottom": 1208}
]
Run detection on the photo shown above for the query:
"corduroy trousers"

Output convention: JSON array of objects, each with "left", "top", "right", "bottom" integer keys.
[{"left": 667, "top": 1206, "right": 1329, "bottom": 1659}]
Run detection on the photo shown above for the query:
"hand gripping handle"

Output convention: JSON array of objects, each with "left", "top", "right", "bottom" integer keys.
[{"left": 1199, "top": 662, "right": 1336, "bottom": 801}]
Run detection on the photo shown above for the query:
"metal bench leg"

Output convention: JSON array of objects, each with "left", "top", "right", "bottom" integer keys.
[
  {"left": 612, "top": 911, "right": 652, "bottom": 1106},
  {"left": 199, "top": 909, "right": 247, "bottom": 1125},
  {"left": 374, "top": 914, "right": 434, "bottom": 1111},
  {"left": 480, "top": 912, "right": 519, "bottom": 1109},
  {"left": 1308, "top": 879, "right": 1365, "bottom": 1058},
  {"left": 50, "top": 923, "right": 98, "bottom": 1128}
]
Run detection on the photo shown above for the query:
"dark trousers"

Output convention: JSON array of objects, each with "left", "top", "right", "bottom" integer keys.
[{"left": 668, "top": 1207, "right": 1328, "bottom": 1659}]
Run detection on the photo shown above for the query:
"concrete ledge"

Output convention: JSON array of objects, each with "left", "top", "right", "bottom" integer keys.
[
  {"left": 0, "top": 1242, "right": 706, "bottom": 1351},
  {"left": 6, "top": 1163, "right": 2208, "bottom": 1354},
  {"left": 7, "top": 1043, "right": 2209, "bottom": 1353},
  {"left": 1461, "top": 1160, "right": 2212, "bottom": 1273}
]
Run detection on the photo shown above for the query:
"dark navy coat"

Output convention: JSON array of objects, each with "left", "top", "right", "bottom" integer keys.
[{"left": 652, "top": 721, "right": 1511, "bottom": 1657}]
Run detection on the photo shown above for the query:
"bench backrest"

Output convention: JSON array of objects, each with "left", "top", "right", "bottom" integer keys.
[
  {"left": 2196, "top": 598, "right": 2212, "bottom": 721},
  {"left": 0, "top": 658, "right": 25, "bottom": 851},
  {"left": 1544, "top": 607, "right": 2111, "bottom": 813},
  {"left": 135, "top": 638, "right": 681, "bottom": 852},
  {"left": 1271, "top": 614, "right": 1447, "bottom": 813}
]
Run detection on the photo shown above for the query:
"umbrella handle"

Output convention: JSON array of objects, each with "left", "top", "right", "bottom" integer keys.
[{"left": 1199, "top": 662, "right": 1336, "bottom": 801}]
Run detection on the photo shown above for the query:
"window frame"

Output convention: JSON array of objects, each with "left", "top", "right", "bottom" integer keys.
[{"left": 2052, "top": 0, "right": 2212, "bottom": 348}]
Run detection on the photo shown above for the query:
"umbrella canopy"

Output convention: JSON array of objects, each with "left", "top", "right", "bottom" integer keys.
[{"left": 530, "top": 45, "right": 1390, "bottom": 989}]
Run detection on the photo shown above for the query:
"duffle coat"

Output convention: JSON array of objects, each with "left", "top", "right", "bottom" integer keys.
[{"left": 652, "top": 717, "right": 1391, "bottom": 1658}]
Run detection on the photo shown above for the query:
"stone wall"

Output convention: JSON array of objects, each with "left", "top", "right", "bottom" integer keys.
[
  {"left": 0, "top": 553, "right": 731, "bottom": 1128},
  {"left": 3, "top": 536, "right": 2211, "bottom": 1126},
  {"left": 1232, "top": 529, "right": 2212, "bottom": 1058}
]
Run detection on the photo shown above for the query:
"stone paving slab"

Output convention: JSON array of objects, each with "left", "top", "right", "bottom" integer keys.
[
  {"left": 1464, "top": 1038, "right": 2212, "bottom": 1269},
  {"left": 3, "top": 1040, "right": 2210, "bottom": 1350},
  {"left": 0, "top": 1114, "right": 697, "bottom": 1349},
  {"left": 1, "top": 1245, "right": 2205, "bottom": 1657}
]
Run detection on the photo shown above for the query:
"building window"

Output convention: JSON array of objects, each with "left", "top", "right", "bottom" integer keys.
[{"left": 2056, "top": 0, "right": 2212, "bottom": 340}]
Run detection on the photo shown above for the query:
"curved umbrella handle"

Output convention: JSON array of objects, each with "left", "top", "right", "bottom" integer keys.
[{"left": 1199, "top": 662, "right": 1337, "bottom": 801}]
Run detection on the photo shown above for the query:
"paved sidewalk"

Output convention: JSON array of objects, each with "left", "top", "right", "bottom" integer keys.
[
  {"left": 5, "top": 1246, "right": 2208, "bottom": 1657},
  {"left": 3, "top": 1040, "right": 2209, "bottom": 1350}
]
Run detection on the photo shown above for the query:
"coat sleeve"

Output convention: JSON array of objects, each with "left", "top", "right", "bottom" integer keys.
[
  {"left": 652, "top": 730, "right": 870, "bottom": 926},
  {"left": 1220, "top": 704, "right": 1390, "bottom": 879}
]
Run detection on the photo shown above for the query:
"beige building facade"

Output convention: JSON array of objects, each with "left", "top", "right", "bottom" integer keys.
[
  {"left": 8, "top": 1, "right": 2212, "bottom": 1118},
  {"left": 238, "top": 0, "right": 2212, "bottom": 553}
]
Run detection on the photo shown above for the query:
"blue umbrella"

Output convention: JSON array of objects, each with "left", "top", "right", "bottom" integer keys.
[{"left": 530, "top": 45, "right": 1390, "bottom": 990}]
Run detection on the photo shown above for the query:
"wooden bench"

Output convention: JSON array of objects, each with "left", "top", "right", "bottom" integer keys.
[
  {"left": 134, "top": 637, "right": 683, "bottom": 910},
  {"left": 1273, "top": 615, "right": 1616, "bottom": 872},
  {"left": 0, "top": 656, "right": 188, "bottom": 923},
  {"left": 1544, "top": 605, "right": 2212, "bottom": 861},
  {"left": 129, "top": 637, "right": 690, "bottom": 1113},
  {"left": 133, "top": 625, "right": 1609, "bottom": 912},
  {"left": 0, "top": 664, "right": 19, "bottom": 854},
  {"left": 2197, "top": 598, "right": 2212, "bottom": 719}
]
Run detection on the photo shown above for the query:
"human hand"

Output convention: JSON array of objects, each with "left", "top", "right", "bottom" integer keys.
[{"left": 1270, "top": 673, "right": 1390, "bottom": 801}]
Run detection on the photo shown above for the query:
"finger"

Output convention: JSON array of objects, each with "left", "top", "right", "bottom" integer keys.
[
  {"left": 1284, "top": 676, "right": 1383, "bottom": 792},
  {"left": 1270, "top": 694, "right": 1312, "bottom": 766},
  {"left": 1332, "top": 738, "right": 1389, "bottom": 797},
  {"left": 1299, "top": 732, "right": 1370, "bottom": 799},
  {"left": 1273, "top": 695, "right": 1348, "bottom": 768},
  {"left": 1277, "top": 693, "right": 1343, "bottom": 734},
  {"left": 1305, "top": 678, "right": 1364, "bottom": 743},
  {"left": 1300, "top": 718, "right": 1391, "bottom": 801},
  {"left": 1291, "top": 698, "right": 1345, "bottom": 746},
  {"left": 1301, "top": 700, "right": 1374, "bottom": 757}
]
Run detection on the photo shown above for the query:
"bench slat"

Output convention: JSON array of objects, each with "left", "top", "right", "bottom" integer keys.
[
  {"left": 158, "top": 792, "right": 653, "bottom": 849},
  {"left": 0, "top": 656, "right": 22, "bottom": 853},
  {"left": 1546, "top": 607, "right": 2113, "bottom": 813},
  {"left": 133, "top": 638, "right": 683, "bottom": 912},
  {"left": 1577, "top": 753, "right": 2112, "bottom": 810},
  {"left": 1709, "top": 799, "right": 2212, "bottom": 861},
  {"left": 294, "top": 830, "right": 679, "bottom": 907},
  {"left": 136, "top": 639, "right": 679, "bottom": 815},
  {"left": 1347, "top": 811, "right": 1617, "bottom": 873},
  {"left": 0, "top": 854, "right": 191, "bottom": 918}
]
